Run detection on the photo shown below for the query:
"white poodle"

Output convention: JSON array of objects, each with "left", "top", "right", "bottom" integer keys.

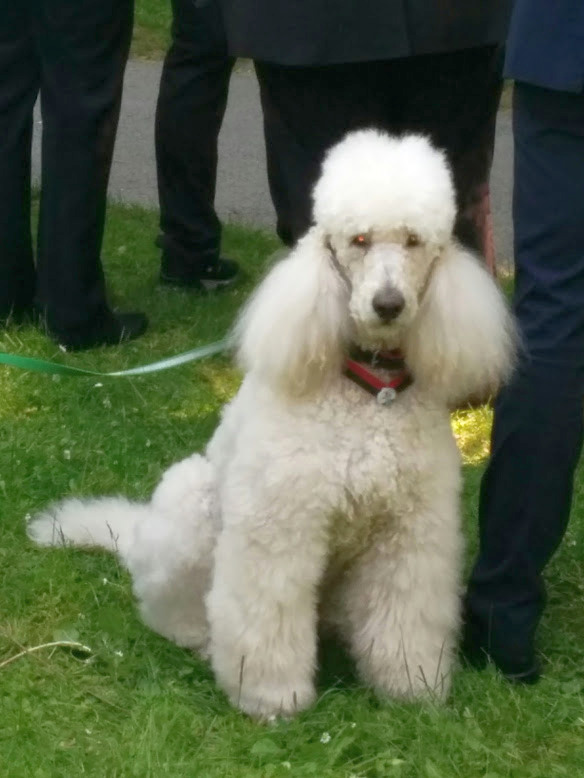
[{"left": 28, "top": 130, "right": 516, "bottom": 719}]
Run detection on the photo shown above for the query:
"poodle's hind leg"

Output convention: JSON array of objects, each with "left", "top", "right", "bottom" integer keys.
[
  {"left": 126, "top": 453, "right": 220, "bottom": 653},
  {"left": 206, "top": 481, "right": 330, "bottom": 719},
  {"left": 336, "top": 496, "right": 462, "bottom": 702}
]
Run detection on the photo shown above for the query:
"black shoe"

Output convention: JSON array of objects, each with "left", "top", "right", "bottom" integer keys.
[
  {"left": 160, "top": 257, "right": 240, "bottom": 292},
  {"left": 157, "top": 234, "right": 240, "bottom": 292},
  {"left": 461, "top": 615, "right": 541, "bottom": 685},
  {"left": 52, "top": 310, "right": 148, "bottom": 351}
]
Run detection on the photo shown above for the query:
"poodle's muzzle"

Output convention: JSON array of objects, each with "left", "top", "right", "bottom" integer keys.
[
  {"left": 372, "top": 287, "right": 406, "bottom": 322},
  {"left": 327, "top": 238, "right": 419, "bottom": 330}
]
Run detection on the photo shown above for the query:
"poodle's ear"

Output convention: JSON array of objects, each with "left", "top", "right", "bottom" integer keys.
[
  {"left": 235, "top": 229, "right": 350, "bottom": 396},
  {"left": 405, "top": 244, "right": 517, "bottom": 406}
]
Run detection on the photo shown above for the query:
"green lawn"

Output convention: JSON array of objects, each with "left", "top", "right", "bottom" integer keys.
[
  {"left": 133, "top": 0, "right": 171, "bottom": 60},
  {"left": 131, "top": 0, "right": 252, "bottom": 67},
  {"left": 2, "top": 202, "right": 584, "bottom": 777}
]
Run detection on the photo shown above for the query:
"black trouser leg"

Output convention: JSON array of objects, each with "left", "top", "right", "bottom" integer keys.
[
  {"left": 0, "top": 4, "right": 38, "bottom": 318},
  {"left": 34, "top": 0, "right": 133, "bottom": 336},
  {"left": 255, "top": 61, "right": 380, "bottom": 246},
  {"left": 466, "top": 83, "right": 584, "bottom": 669},
  {"left": 255, "top": 46, "right": 503, "bottom": 250},
  {"left": 394, "top": 46, "right": 504, "bottom": 254},
  {"left": 155, "top": 0, "right": 233, "bottom": 275}
]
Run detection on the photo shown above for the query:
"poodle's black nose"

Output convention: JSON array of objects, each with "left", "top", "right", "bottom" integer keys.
[{"left": 372, "top": 288, "right": 405, "bottom": 322}]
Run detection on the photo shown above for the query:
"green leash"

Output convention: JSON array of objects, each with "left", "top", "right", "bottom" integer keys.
[{"left": 0, "top": 339, "right": 230, "bottom": 378}]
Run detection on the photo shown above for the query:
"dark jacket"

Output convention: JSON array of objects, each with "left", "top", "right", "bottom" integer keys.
[
  {"left": 504, "top": 0, "right": 584, "bottom": 92},
  {"left": 218, "top": 0, "right": 512, "bottom": 65}
]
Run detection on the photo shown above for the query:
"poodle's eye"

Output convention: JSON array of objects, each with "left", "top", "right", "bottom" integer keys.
[
  {"left": 405, "top": 232, "right": 421, "bottom": 248},
  {"left": 350, "top": 234, "right": 370, "bottom": 248}
]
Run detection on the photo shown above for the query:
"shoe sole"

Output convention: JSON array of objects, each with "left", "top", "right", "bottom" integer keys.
[
  {"left": 160, "top": 274, "right": 238, "bottom": 292},
  {"left": 461, "top": 645, "right": 541, "bottom": 684},
  {"left": 200, "top": 277, "right": 237, "bottom": 291},
  {"left": 504, "top": 665, "right": 541, "bottom": 685}
]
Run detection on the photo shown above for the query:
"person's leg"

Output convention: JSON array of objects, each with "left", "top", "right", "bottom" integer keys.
[
  {"left": 155, "top": 0, "right": 237, "bottom": 290},
  {"left": 256, "top": 50, "right": 502, "bottom": 254},
  {"left": 255, "top": 60, "right": 396, "bottom": 246},
  {"left": 464, "top": 82, "right": 584, "bottom": 681},
  {"left": 396, "top": 46, "right": 504, "bottom": 258},
  {"left": 0, "top": 3, "right": 38, "bottom": 322},
  {"left": 34, "top": 0, "right": 146, "bottom": 349}
]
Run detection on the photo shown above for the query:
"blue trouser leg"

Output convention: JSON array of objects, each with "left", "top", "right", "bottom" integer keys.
[{"left": 465, "top": 82, "right": 584, "bottom": 668}]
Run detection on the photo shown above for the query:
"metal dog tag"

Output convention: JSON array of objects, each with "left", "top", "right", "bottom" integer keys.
[{"left": 377, "top": 387, "right": 397, "bottom": 406}]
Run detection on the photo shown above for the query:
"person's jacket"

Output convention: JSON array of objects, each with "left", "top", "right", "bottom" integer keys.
[
  {"left": 218, "top": 0, "right": 512, "bottom": 65},
  {"left": 504, "top": 0, "right": 584, "bottom": 92}
]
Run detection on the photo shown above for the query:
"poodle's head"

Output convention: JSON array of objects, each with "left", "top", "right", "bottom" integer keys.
[
  {"left": 312, "top": 130, "right": 456, "bottom": 352},
  {"left": 237, "top": 130, "right": 516, "bottom": 405}
]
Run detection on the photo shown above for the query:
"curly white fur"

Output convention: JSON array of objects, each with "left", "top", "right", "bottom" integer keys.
[{"left": 28, "top": 130, "right": 516, "bottom": 719}]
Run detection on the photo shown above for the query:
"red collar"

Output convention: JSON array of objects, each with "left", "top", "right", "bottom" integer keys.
[{"left": 344, "top": 348, "right": 412, "bottom": 405}]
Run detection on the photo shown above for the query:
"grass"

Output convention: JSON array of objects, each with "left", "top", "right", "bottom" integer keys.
[
  {"left": 133, "top": 0, "right": 171, "bottom": 60},
  {"left": 2, "top": 202, "right": 584, "bottom": 777},
  {"left": 131, "top": 0, "right": 252, "bottom": 68}
]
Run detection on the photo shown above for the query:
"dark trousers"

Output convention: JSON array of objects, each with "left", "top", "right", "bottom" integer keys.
[
  {"left": 0, "top": 0, "right": 133, "bottom": 333},
  {"left": 155, "top": 0, "right": 234, "bottom": 274},
  {"left": 255, "top": 46, "right": 503, "bottom": 250},
  {"left": 466, "top": 83, "right": 584, "bottom": 661}
]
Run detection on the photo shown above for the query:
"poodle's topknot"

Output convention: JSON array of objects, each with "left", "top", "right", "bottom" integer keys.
[{"left": 312, "top": 130, "right": 456, "bottom": 247}]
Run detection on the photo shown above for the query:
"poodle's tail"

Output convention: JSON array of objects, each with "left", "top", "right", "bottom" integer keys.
[{"left": 27, "top": 497, "right": 146, "bottom": 559}]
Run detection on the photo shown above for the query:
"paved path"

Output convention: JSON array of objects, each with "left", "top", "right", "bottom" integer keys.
[{"left": 32, "top": 60, "right": 514, "bottom": 263}]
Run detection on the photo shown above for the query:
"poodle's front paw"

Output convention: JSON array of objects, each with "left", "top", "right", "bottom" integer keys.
[
  {"left": 234, "top": 680, "right": 316, "bottom": 720},
  {"left": 363, "top": 654, "right": 453, "bottom": 703}
]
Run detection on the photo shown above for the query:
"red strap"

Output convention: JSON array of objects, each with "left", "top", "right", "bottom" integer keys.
[{"left": 345, "top": 358, "right": 410, "bottom": 393}]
